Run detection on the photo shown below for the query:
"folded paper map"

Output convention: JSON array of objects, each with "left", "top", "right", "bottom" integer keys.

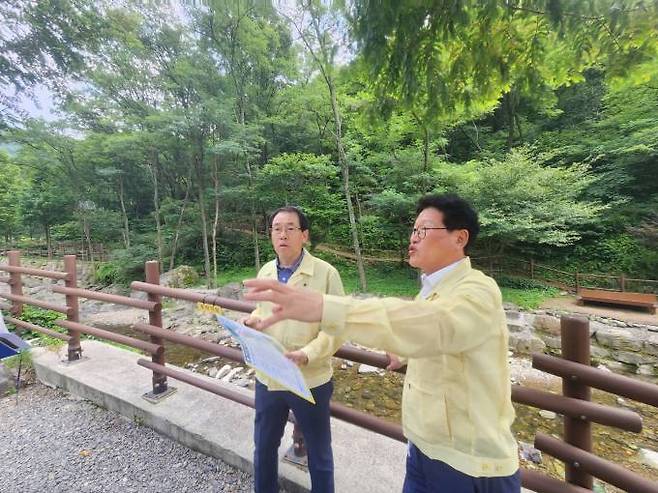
[{"left": 216, "top": 315, "right": 315, "bottom": 404}]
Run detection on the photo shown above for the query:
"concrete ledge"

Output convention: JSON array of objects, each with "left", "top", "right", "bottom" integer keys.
[{"left": 32, "top": 341, "right": 406, "bottom": 492}]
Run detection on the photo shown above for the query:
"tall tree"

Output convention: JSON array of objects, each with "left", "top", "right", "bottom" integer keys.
[{"left": 283, "top": 0, "right": 368, "bottom": 290}]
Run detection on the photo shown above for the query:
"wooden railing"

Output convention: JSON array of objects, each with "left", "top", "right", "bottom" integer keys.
[{"left": 1, "top": 250, "right": 658, "bottom": 493}]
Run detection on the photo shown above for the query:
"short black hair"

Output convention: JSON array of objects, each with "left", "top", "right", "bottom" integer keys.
[
  {"left": 269, "top": 206, "right": 310, "bottom": 232},
  {"left": 416, "top": 194, "right": 479, "bottom": 253}
]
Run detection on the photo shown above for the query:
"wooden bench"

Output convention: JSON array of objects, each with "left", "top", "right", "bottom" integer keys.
[{"left": 577, "top": 288, "right": 657, "bottom": 314}]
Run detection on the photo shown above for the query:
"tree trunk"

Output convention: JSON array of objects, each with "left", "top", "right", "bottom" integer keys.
[
  {"left": 329, "top": 82, "right": 367, "bottom": 291},
  {"left": 169, "top": 173, "right": 192, "bottom": 271},
  {"left": 118, "top": 175, "right": 130, "bottom": 248},
  {"left": 423, "top": 124, "right": 430, "bottom": 172},
  {"left": 83, "top": 216, "right": 93, "bottom": 264},
  {"left": 504, "top": 90, "right": 520, "bottom": 150},
  {"left": 245, "top": 158, "right": 261, "bottom": 272},
  {"left": 147, "top": 150, "right": 163, "bottom": 268},
  {"left": 194, "top": 137, "right": 212, "bottom": 288},
  {"left": 211, "top": 155, "right": 220, "bottom": 285},
  {"left": 45, "top": 224, "right": 52, "bottom": 259}
]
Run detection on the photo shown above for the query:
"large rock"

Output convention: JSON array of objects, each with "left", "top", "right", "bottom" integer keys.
[
  {"left": 506, "top": 318, "right": 528, "bottom": 334},
  {"left": 540, "top": 335, "right": 561, "bottom": 351},
  {"left": 588, "top": 320, "right": 609, "bottom": 337},
  {"left": 644, "top": 333, "right": 658, "bottom": 357},
  {"left": 595, "top": 327, "right": 644, "bottom": 352},
  {"left": 637, "top": 364, "right": 658, "bottom": 376},
  {"left": 610, "top": 350, "right": 657, "bottom": 367},
  {"left": 590, "top": 345, "right": 611, "bottom": 363},
  {"left": 532, "top": 314, "right": 561, "bottom": 335},
  {"left": 216, "top": 282, "right": 243, "bottom": 300},
  {"left": 639, "top": 448, "right": 658, "bottom": 470},
  {"left": 509, "top": 331, "right": 546, "bottom": 354},
  {"left": 160, "top": 265, "right": 199, "bottom": 288}
]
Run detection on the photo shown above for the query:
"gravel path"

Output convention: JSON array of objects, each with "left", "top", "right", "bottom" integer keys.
[{"left": 0, "top": 383, "right": 254, "bottom": 493}]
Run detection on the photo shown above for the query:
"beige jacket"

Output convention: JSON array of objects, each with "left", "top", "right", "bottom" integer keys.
[
  {"left": 252, "top": 249, "right": 345, "bottom": 390},
  {"left": 320, "top": 258, "right": 518, "bottom": 477}
]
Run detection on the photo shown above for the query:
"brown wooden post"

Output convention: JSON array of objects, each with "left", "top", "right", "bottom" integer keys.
[
  {"left": 63, "top": 255, "right": 82, "bottom": 361},
  {"left": 144, "top": 260, "right": 170, "bottom": 399},
  {"left": 561, "top": 315, "right": 593, "bottom": 489},
  {"left": 7, "top": 251, "right": 23, "bottom": 317},
  {"left": 283, "top": 413, "right": 308, "bottom": 469}
]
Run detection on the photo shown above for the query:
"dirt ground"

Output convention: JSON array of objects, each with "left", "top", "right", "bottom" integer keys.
[{"left": 541, "top": 294, "right": 658, "bottom": 326}]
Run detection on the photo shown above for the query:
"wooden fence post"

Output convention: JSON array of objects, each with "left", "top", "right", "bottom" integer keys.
[
  {"left": 561, "top": 315, "right": 593, "bottom": 489},
  {"left": 63, "top": 255, "right": 82, "bottom": 361},
  {"left": 7, "top": 251, "right": 23, "bottom": 317},
  {"left": 143, "top": 260, "right": 174, "bottom": 401}
]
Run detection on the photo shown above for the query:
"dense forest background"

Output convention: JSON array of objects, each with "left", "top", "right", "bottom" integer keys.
[{"left": 1, "top": 0, "right": 657, "bottom": 289}]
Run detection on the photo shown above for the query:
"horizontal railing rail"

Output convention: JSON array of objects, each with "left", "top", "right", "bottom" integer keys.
[
  {"left": 0, "top": 264, "right": 69, "bottom": 280},
  {"left": 0, "top": 292, "right": 70, "bottom": 314},
  {"left": 52, "top": 286, "right": 159, "bottom": 311},
  {"left": 533, "top": 353, "right": 658, "bottom": 407},
  {"left": 4, "top": 316, "right": 71, "bottom": 342},
  {"left": 536, "top": 433, "right": 658, "bottom": 493},
  {"left": 56, "top": 320, "right": 163, "bottom": 356},
  {"left": 511, "top": 386, "right": 642, "bottom": 432}
]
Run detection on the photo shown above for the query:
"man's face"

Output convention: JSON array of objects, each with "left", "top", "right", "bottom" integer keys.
[
  {"left": 408, "top": 207, "right": 468, "bottom": 274},
  {"left": 270, "top": 211, "right": 308, "bottom": 262}
]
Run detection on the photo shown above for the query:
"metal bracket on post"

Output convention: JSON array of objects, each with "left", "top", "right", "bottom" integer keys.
[
  {"left": 142, "top": 382, "right": 177, "bottom": 403},
  {"left": 142, "top": 260, "right": 176, "bottom": 403},
  {"left": 283, "top": 414, "right": 308, "bottom": 469}
]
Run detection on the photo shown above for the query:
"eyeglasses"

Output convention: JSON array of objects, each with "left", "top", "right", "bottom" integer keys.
[
  {"left": 271, "top": 226, "right": 302, "bottom": 235},
  {"left": 411, "top": 226, "right": 448, "bottom": 240}
]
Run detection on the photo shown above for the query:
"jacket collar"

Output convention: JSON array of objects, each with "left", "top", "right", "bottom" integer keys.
[
  {"left": 262, "top": 248, "right": 314, "bottom": 279},
  {"left": 296, "top": 248, "right": 315, "bottom": 277},
  {"left": 424, "top": 257, "right": 472, "bottom": 299}
]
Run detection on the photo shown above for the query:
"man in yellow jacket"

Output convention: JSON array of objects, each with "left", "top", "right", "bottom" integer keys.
[
  {"left": 244, "top": 195, "right": 520, "bottom": 492},
  {"left": 243, "top": 206, "right": 344, "bottom": 493}
]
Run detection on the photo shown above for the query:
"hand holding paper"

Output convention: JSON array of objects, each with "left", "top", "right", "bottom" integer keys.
[
  {"left": 216, "top": 315, "right": 315, "bottom": 404},
  {"left": 242, "top": 279, "right": 323, "bottom": 330}
]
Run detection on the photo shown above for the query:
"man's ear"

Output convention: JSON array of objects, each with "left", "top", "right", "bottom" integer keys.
[{"left": 456, "top": 229, "right": 469, "bottom": 251}]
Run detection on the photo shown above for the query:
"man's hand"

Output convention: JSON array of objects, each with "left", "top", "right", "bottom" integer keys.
[
  {"left": 285, "top": 350, "right": 309, "bottom": 367},
  {"left": 386, "top": 353, "right": 405, "bottom": 371},
  {"left": 242, "top": 279, "right": 323, "bottom": 330},
  {"left": 239, "top": 315, "right": 261, "bottom": 329}
]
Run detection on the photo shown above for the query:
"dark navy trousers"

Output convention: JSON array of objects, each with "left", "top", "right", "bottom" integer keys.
[
  {"left": 402, "top": 443, "right": 520, "bottom": 493},
  {"left": 254, "top": 379, "right": 334, "bottom": 493}
]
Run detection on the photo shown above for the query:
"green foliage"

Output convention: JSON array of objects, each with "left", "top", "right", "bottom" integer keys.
[
  {"left": 216, "top": 266, "right": 257, "bottom": 286},
  {"left": 351, "top": 0, "right": 658, "bottom": 124},
  {"left": 257, "top": 153, "right": 344, "bottom": 244},
  {"left": 94, "top": 243, "right": 157, "bottom": 285},
  {"left": 0, "top": 153, "right": 20, "bottom": 240},
  {"left": 499, "top": 287, "right": 560, "bottom": 310},
  {"left": 1, "top": 0, "right": 658, "bottom": 292},
  {"left": 563, "top": 234, "right": 658, "bottom": 278},
  {"left": 440, "top": 148, "right": 605, "bottom": 251},
  {"left": 495, "top": 275, "right": 556, "bottom": 292},
  {"left": 13, "top": 306, "right": 66, "bottom": 346}
]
